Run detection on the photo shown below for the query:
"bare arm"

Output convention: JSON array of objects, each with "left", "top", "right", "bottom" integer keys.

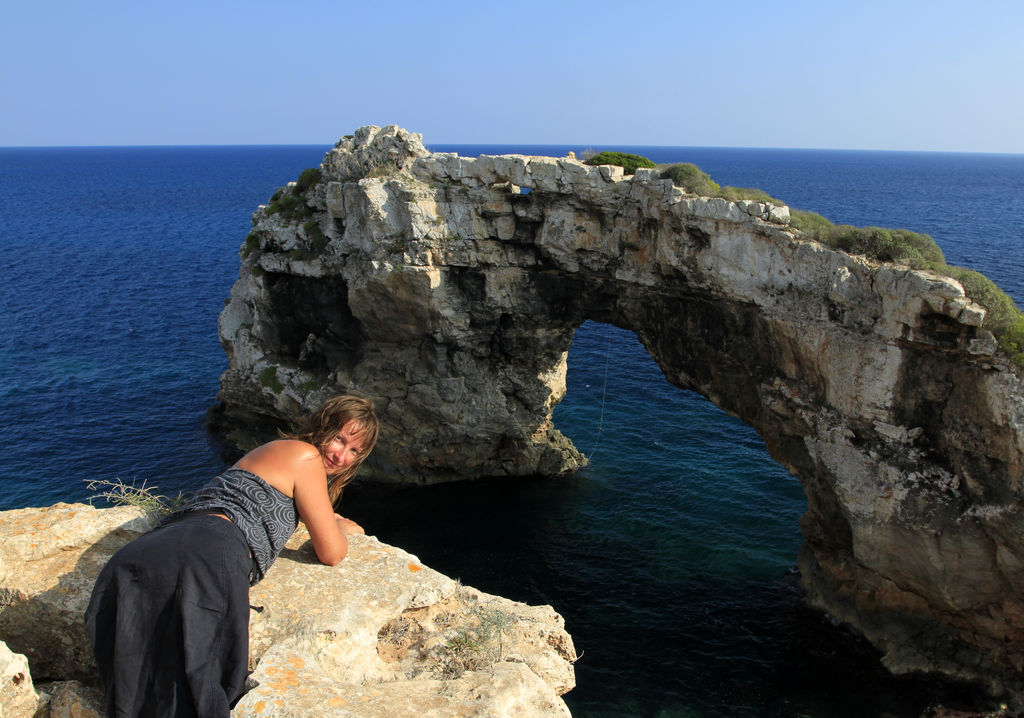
[
  {"left": 287, "top": 448, "right": 350, "bottom": 566},
  {"left": 237, "top": 439, "right": 360, "bottom": 566}
]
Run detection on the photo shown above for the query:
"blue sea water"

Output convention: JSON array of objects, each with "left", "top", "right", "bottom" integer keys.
[{"left": 2, "top": 142, "right": 1022, "bottom": 716}]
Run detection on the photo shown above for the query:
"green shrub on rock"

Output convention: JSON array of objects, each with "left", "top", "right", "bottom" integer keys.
[
  {"left": 717, "top": 185, "right": 784, "bottom": 205},
  {"left": 661, "top": 163, "right": 719, "bottom": 195},
  {"left": 241, "top": 232, "right": 260, "bottom": 258},
  {"left": 789, "top": 215, "right": 1023, "bottom": 368},
  {"left": 584, "top": 151, "right": 657, "bottom": 175},
  {"left": 266, "top": 167, "right": 322, "bottom": 220},
  {"left": 86, "top": 478, "right": 188, "bottom": 519},
  {"left": 658, "top": 166, "right": 1024, "bottom": 370},
  {"left": 789, "top": 209, "right": 835, "bottom": 239},
  {"left": 661, "top": 162, "right": 783, "bottom": 205},
  {"left": 259, "top": 366, "right": 283, "bottom": 393},
  {"left": 789, "top": 211, "right": 943, "bottom": 270},
  {"left": 945, "top": 266, "right": 1024, "bottom": 367},
  {"left": 295, "top": 167, "right": 323, "bottom": 193},
  {"left": 266, "top": 192, "right": 300, "bottom": 217},
  {"left": 823, "top": 225, "right": 944, "bottom": 271},
  {"left": 303, "top": 220, "right": 328, "bottom": 254}
]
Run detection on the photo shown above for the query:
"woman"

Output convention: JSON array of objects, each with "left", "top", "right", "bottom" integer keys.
[{"left": 85, "top": 394, "right": 379, "bottom": 718}]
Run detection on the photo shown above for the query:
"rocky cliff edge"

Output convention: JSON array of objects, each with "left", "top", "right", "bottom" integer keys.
[{"left": 0, "top": 503, "right": 576, "bottom": 717}]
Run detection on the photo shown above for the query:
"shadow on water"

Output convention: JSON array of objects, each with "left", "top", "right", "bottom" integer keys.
[
  {"left": 342, "top": 321, "right": 994, "bottom": 718},
  {"left": 342, "top": 476, "right": 989, "bottom": 718}
]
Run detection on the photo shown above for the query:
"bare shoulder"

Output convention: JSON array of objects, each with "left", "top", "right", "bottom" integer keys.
[
  {"left": 235, "top": 440, "right": 325, "bottom": 496},
  {"left": 258, "top": 439, "right": 321, "bottom": 461}
]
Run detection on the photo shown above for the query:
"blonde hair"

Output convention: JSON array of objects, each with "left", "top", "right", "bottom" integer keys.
[{"left": 282, "top": 394, "right": 379, "bottom": 503}]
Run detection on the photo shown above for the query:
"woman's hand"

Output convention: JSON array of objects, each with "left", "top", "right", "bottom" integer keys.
[{"left": 335, "top": 514, "right": 364, "bottom": 535}]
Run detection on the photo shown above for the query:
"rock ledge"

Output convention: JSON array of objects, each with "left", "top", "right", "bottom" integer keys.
[{"left": 0, "top": 503, "right": 575, "bottom": 717}]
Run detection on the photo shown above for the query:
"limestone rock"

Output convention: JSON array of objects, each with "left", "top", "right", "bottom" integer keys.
[
  {"left": 0, "top": 505, "right": 575, "bottom": 717},
  {"left": 1, "top": 641, "right": 40, "bottom": 718},
  {"left": 321, "top": 125, "right": 429, "bottom": 183},
  {"left": 0, "top": 503, "right": 150, "bottom": 682},
  {"left": 236, "top": 660, "right": 570, "bottom": 718},
  {"left": 214, "top": 125, "right": 1024, "bottom": 704},
  {"left": 36, "top": 681, "right": 105, "bottom": 718},
  {"left": 246, "top": 527, "right": 575, "bottom": 715}
]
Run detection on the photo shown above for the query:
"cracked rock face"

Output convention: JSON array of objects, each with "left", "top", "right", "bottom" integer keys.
[{"left": 216, "top": 125, "right": 1024, "bottom": 702}]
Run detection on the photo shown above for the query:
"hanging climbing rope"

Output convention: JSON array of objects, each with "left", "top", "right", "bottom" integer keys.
[{"left": 585, "top": 321, "right": 614, "bottom": 461}]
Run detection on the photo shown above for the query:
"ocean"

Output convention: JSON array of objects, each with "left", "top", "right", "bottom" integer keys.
[{"left": 1, "top": 142, "right": 1022, "bottom": 716}]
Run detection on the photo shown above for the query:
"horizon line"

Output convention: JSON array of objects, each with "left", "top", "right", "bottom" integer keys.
[{"left": 1, "top": 142, "right": 1021, "bottom": 158}]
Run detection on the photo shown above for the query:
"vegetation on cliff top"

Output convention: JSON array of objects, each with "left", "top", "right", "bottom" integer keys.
[
  {"left": 266, "top": 166, "right": 322, "bottom": 220},
  {"left": 295, "top": 167, "right": 322, "bottom": 193},
  {"left": 789, "top": 207, "right": 1024, "bottom": 366},
  {"left": 588, "top": 149, "right": 1024, "bottom": 369},
  {"left": 790, "top": 210, "right": 944, "bottom": 269},
  {"left": 260, "top": 365, "right": 284, "bottom": 393},
  {"left": 584, "top": 151, "right": 656, "bottom": 175},
  {"left": 253, "top": 167, "right": 333, "bottom": 261},
  {"left": 661, "top": 162, "right": 785, "bottom": 205},
  {"left": 86, "top": 478, "right": 188, "bottom": 520}
]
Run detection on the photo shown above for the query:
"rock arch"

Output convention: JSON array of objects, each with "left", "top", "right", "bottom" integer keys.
[{"left": 217, "top": 125, "right": 1024, "bottom": 703}]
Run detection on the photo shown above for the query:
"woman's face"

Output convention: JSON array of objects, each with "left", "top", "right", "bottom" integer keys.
[{"left": 322, "top": 420, "right": 367, "bottom": 475}]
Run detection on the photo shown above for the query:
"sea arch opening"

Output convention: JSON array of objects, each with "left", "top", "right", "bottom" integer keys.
[
  {"left": 553, "top": 320, "right": 806, "bottom": 574},
  {"left": 545, "top": 319, "right": 942, "bottom": 715}
]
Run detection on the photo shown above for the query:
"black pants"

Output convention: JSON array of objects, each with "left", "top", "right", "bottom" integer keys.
[{"left": 85, "top": 515, "right": 252, "bottom": 718}]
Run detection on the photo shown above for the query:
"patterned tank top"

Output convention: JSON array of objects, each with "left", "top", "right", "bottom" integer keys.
[{"left": 161, "top": 467, "right": 299, "bottom": 585}]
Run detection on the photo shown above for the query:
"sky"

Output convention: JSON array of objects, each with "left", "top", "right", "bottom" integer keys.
[{"left": 3, "top": 0, "right": 1023, "bottom": 153}]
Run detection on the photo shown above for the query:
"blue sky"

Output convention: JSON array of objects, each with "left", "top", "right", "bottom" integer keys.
[{"left": 3, "top": 0, "right": 1023, "bottom": 152}]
